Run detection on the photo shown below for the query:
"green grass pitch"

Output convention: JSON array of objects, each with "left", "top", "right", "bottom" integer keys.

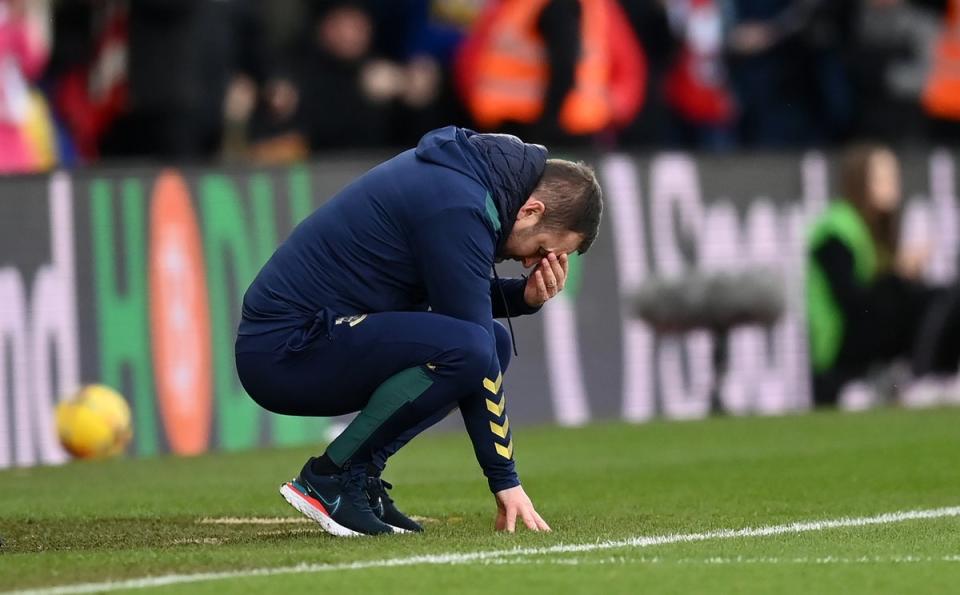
[{"left": 2, "top": 407, "right": 960, "bottom": 594}]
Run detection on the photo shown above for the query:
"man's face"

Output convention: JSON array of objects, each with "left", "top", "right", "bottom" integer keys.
[
  {"left": 317, "top": 7, "right": 373, "bottom": 61},
  {"left": 499, "top": 198, "right": 583, "bottom": 268},
  {"left": 867, "top": 149, "right": 901, "bottom": 213}
]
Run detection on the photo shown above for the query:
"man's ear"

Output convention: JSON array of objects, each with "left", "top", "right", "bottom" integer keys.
[{"left": 517, "top": 198, "right": 546, "bottom": 221}]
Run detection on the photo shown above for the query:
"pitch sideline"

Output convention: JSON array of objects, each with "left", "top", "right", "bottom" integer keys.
[
  {"left": 476, "top": 554, "right": 960, "bottom": 566},
  {"left": 8, "top": 506, "right": 960, "bottom": 595}
]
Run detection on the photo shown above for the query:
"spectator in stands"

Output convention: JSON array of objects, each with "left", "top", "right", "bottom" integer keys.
[
  {"left": 264, "top": 0, "right": 457, "bottom": 153},
  {"left": 848, "top": 0, "right": 939, "bottom": 144},
  {"left": 455, "top": 0, "right": 646, "bottom": 146},
  {"left": 614, "top": 0, "right": 673, "bottom": 148},
  {"left": 100, "top": 0, "right": 276, "bottom": 160},
  {"left": 806, "top": 145, "right": 960, "bottom": 406},
  {"left": 374, "top": 0, "right": 485, "bottom": 145},
  {"left": 727, "top": 0, "right": 854, "bottom": 147},
  {"left": 922, "top": 0, "right": 960, "bottom": 142},
  {"left": 661, "top": 0, "right": 737, "bottom": 151},
  {"left": 403, "top": 0, "right": 487, "bottom": 66},
  {"left": 46, "top": 0, "right": 128, "bottom": 163},
  {"left": 285, "top": 0, "right": 393, "bottom": 150},
  {"left": 0, "top": 0, "right": 54, "bottom": 174}
]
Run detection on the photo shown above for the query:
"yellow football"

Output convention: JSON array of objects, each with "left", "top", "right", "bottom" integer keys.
[{"left": 56, "top": 384, "right": 133, "bottom": 459}]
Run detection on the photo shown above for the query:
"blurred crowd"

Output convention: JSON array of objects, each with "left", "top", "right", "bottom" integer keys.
[{"left": 1, "top": 0, "right": 959, "bottom": 173}]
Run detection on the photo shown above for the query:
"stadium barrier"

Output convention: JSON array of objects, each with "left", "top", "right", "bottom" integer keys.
[{"left": 1, "top": 150, "right": 957, "bottom": 468}]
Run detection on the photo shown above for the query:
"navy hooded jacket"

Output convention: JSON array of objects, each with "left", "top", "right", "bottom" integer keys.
[{"left": 239, "top": 126, "right": 548, "bottom": 491}]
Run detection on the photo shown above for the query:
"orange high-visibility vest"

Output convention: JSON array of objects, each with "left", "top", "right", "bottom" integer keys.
[
  {"left": 468, "top": 0, "right": 611, "bottom": 135},
  {"left": 923, "top": 0, "right": 960, "bottom": 120}
]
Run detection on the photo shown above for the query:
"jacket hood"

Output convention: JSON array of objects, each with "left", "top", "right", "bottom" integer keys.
[{"left": 415, "top": 126, "right": 547, "bottom": 253}]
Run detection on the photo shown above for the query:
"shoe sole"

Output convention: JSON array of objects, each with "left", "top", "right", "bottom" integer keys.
[{"left": 279, "top": 481, "right": 362, "bottom": 537}]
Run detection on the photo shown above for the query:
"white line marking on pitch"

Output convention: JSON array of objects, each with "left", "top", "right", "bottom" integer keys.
[
  {"left": 197, "top": 517, "right": 311, "bottom": 525},
  {"left": 196, "top": 516, "right": 440, "bottom": 526},
  {"left": 8, "top": 506, "right": 960, "bottom": 595},
  {"left": 477, "top": 554, "right": 960, "bottom": 566}
]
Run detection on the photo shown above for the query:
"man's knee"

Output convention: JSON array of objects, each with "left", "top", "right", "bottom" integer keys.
[{"left": 436, "top": 320, "right": 496, "bottom": 384}]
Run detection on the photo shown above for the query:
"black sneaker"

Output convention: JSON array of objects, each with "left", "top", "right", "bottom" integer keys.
[
  {"left": 280, "top": 459, "right": 396, "bottom": 537},
  {"left": 366, "top": 477, "right": 424, "bottom": 533}
]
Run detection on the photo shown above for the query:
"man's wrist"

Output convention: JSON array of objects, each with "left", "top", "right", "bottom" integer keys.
[
  {"left": 520, "top": 277, "right": 545, "bottom": 312},
  {"left": 490, "top": 476, "right": 521, "bottom": 493}
]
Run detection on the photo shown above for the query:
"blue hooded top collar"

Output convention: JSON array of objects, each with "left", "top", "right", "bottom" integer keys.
[{"left": 415, "top": 126, "right": 548, "bottom": 253}]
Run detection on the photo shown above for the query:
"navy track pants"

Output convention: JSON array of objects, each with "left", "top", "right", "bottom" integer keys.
[{"left": 235, "top": 310, "right": 513, "bottom": 477}]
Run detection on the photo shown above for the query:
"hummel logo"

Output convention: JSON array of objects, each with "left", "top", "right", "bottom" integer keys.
[
  {"left": 489, "top": 417, "right": 509, "bottom": 439},
  {"left": 495, "top": 439, "right": 514, "bottom": 459},
  {"left": 483, "top": 372, "right": 503, "bottom": 395},
  {"left": 486, "top": 394, "right": 505, "bottom": 417}
]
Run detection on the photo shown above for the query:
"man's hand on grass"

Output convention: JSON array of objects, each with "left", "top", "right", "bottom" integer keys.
[{"left": 494, "top": 485, "right": 552, "bottom": 533}]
